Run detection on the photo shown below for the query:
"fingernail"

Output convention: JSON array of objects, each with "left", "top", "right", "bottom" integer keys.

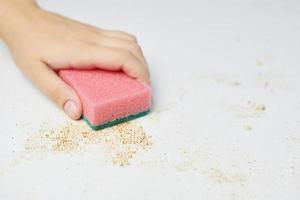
[{"left": 64, "top": 100, "right": 78, "bottom": 119}]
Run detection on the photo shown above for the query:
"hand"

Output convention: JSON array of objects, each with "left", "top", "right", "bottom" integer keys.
[{"left": 0, "top": 0, "right": 150, "bottom": 120}]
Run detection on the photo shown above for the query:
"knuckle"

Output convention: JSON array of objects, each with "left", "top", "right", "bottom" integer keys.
[
  {"left": 127, "top": 34, "right": 137, "bottom": 42},
  {"left": 117, "top": 30, "right": 137, "bottom": 42},
  {"left": 130, "top": 43, "right": 141, "bottom": 52}
]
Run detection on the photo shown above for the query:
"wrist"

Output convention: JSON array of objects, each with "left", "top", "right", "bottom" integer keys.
[
  {"left": 0, "top": 0, "right": 39, "bottom": 42},
  {"left": 0, "top": 0, "right": 37, "bottom": 19}
]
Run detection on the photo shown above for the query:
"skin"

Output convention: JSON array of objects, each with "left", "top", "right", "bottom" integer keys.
[{"left": 0, "top": 0, "right": 150, "bottom": 120}]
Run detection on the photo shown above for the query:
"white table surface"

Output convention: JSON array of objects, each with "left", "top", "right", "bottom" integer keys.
[{"left": 0, "top": 0, "right": 299, "bottom": 199}]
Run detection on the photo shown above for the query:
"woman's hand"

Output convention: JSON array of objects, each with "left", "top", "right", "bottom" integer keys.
[{"left": 0, "top": 0, "right": 150, "bottom": 119}]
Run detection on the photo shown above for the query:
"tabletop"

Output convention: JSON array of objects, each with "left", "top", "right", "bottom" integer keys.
[{"left": 0, "top": 0, "right": 299, "bottom": 199}]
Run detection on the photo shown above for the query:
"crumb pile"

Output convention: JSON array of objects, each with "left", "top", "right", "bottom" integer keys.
[{"left": 24, "top": 121, "right": 153, "bottom": 166}]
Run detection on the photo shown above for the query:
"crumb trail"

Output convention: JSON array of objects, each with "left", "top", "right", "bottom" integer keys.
[{"left": 24, "top": 121, "right": 153, "bottom": 166}]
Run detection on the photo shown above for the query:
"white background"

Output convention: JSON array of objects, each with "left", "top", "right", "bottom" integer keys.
[{"left": 0, "top": 0, "right": 300, "bottom": 199}]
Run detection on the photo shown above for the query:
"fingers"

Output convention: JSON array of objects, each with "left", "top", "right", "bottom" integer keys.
[
  {"left": 71, "top": 24, "right": 150, "bottom": 83},
  {"left": 94, "top": 35, "right": 147, "bottom": 66},
  {"left": 23, "top": 60, "right": 82, "bottom": 119},
  {"left": 93, "top": 30, "right": 150, "bottom": 83},
  {"left": 47, "top": 43, "right": 150, "bottom": 84},
  {"left": 70, "top": 45, "right": 150, "bottom": 83}
]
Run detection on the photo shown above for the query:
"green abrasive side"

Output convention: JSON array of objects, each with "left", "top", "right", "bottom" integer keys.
[{"left": 82, "top": 110, "right": 150, "bottom": 131}]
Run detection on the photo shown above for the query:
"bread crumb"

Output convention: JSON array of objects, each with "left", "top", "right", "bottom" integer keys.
[
  {"left": 24, "top": 121, "right": 153, "bottom": 166},
  {"left": 255, "top": 104, "right": 266, "bottom": 112}
]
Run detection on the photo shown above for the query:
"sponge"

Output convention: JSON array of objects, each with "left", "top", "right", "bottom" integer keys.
[{"left": 59, "top": 69, "right": 152, "bottom": 130}]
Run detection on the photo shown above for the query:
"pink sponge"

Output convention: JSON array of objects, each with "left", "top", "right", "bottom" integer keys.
[{"left": 59, "top": 69, "right": 152, "bottom": 130}]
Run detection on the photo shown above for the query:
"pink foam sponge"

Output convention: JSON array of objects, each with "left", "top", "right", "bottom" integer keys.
[{"left": 59, "top": 69, "right": 152, "bottom": 130}]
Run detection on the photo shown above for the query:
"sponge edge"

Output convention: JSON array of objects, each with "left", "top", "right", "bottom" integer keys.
[
  {"left": 59, "top": 69, "right": 152, "bottom": 129},
  {"left": 82, "top": 110, "right": 150, "bottom": 130}
]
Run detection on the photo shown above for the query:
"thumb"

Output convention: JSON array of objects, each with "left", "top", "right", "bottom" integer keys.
[{"left": 23, "top": 61, "right": 82, "bottom": 119}]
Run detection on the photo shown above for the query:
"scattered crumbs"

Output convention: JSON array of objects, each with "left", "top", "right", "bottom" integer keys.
[
  {"left": 110, "top": 123, "right": 153, "bottom": 166},
  {"left": 204, "top": 167, "right": 247, "bottom": 186},
  {"left": 233, "top": 101, "right": 266, "bottom": 119},
  {"left": 24, "top": 121, "right": 153, "bottom": 166},
  {"left": 256, "top": 60, "right": 263, "bottom": 67},
  {"left": 243, "top": 124, "right": 253, "bottom": 131}
]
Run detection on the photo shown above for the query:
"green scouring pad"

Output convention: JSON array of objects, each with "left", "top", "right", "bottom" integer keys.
[{"left": 82, "top": 110, "right": 150, "bottom": 131}]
